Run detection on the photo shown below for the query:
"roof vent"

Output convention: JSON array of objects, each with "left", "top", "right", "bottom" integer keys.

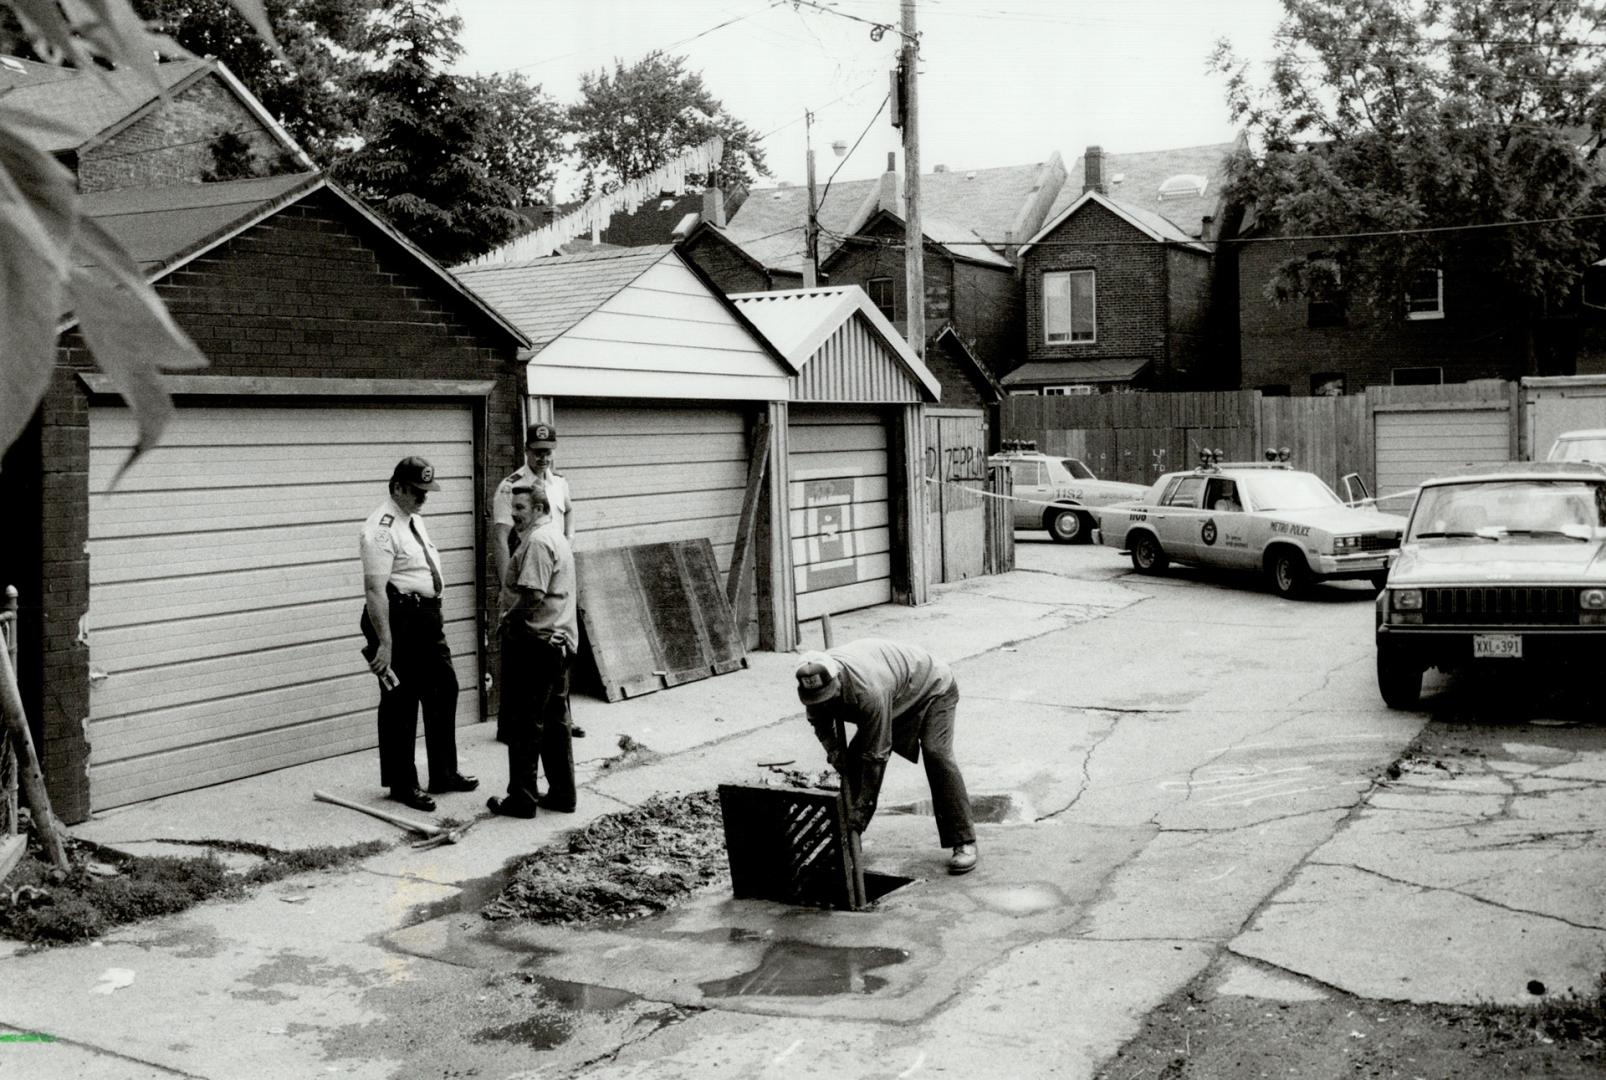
[
  {"left": 1111, "top": 172, "right": 1125, "bottom": 185},
  {"left": 1157, "top": 174, "right": 1208, "bottom": 200},
  {"left": 965, "top": 170, "right": 976, "bottom": 180},
  {"left": 933, "top": 164, "right": 947, "bottom": 172},
  {"left": 657, "top": 197, "right": 677, "bottom": 210}
]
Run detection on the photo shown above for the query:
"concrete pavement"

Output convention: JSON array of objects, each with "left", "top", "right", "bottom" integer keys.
[{"left": 1, "top": 540, "right": 1602, "bottom": 1078}]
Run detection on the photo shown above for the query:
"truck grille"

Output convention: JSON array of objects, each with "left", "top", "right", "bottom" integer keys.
[
  {"left": 1357, "top": 535, "right": 1400, "bottom": 553},
  {"left": 1422, "top": 587, "right": 1577, "bottom": 625}
]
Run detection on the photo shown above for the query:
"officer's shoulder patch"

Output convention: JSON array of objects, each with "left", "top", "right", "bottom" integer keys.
[
  {"left": 502, "top": 470, "right": 523, "bottom": 486},
  {"left": 379, "top": 514, "right": 394, "bottom": 527}
]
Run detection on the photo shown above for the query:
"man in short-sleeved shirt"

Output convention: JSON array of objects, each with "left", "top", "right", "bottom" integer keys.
[
  {"left": 358, "top": 456, "right": 477, "bottom": 811},
  {"left": 489, "top": 482, "right": 578, "bottom": 818},
  {"left": 795, "top": 638, "right": 978, "bottom": 875}
]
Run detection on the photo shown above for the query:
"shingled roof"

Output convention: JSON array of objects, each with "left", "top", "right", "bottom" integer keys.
[
  {"left": 453, "top": 246, "right": 672, "bottom": 350},
  {"left": 1044, "top": 141, "right": 1241, "bottom": 242}
]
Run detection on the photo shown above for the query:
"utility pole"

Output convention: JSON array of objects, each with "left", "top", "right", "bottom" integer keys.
[
  {"left": 900, "top": 0, "right": 923, "bottom": 357},
  {"left": 804, "top": 111, "right": 819, "bottom": 289}
]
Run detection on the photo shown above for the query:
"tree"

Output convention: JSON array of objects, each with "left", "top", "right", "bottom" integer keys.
[
  {"left": 1213, "top": 0, "right": 1606, "bottom": 367},
  {"left": 331, "top": 0, "right": 522, "bottom": 265},
  {"left": 133, "top": 0, "right": 374, "bottom": 165},
  {"left": 465, "top": 71, "right": 565, "bottom": 205},
  {"left": 569, "top": 51, "right": 768, "bottom": 193}
]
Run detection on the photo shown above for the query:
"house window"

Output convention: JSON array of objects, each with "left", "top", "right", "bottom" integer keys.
[
  {"left": 866, "top": 277, "right": 896, "bottom": 321},
  {"left": 1391, "top": 366, "right": 1443, "bottom": 386},
  {"left": 1406, "top": 269, "right": 1444, "bottom": 320},
  {"left": 1043, "top": 270, "right": 1096, "bottom": 344},
  {"left": 1258, "top": 384, "right": 1291, "bottom": 397},
  {"left": 1310, "top": 372, "right": 1346, "bottom": 397},
  {"left": 1042, "top": 385, "right": 1096, "bottom": 396}
]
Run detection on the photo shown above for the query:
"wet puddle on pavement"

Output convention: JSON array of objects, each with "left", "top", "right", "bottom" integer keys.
[
  {"left": 887, "top": 792, "right": 1031, "bottom": 823},
  {"left": 472, "top": 975, "right": 645, "bottom": 1049},
  {"left": 697, "top": 941, "right": 910, "bottom": 998},
  {"left": 406, "top": 868, "right": 511, "bottom": 925}
]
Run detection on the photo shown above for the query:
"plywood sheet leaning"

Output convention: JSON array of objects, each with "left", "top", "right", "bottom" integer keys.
[
  {"left": 576, "top": 539, "right": 748, "bottom": 702},
  {"left": 717, "top": 783, "right": 865, "bottom": 910}
]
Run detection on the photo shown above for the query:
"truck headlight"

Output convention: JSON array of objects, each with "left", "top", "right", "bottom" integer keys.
[
  {"left": 1581, "top": 589, "right": 1606, "bottom": 609},
  {"left": 1393, "top": 589, "right": 1422, "bottom": 610}
]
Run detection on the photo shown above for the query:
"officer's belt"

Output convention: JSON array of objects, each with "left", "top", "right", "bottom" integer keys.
[{"left": 386, "top": 583, "right": 441, "bottom": 608}]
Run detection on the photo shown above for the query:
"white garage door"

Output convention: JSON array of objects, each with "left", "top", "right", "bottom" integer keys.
[
  {"left": 86, "top": 404, "right": 481, "bottom": 810},
  {"left": 1375, "top": 407, "right": 1512, "bottom": 502},
  {"left": 789, "top": 405, "right": 893, "bottom": 620},
  {"left": 558, "top": 403, "right": 753, "bottom": 572}
]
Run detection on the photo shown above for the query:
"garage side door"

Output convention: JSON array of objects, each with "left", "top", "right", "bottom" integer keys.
[
  {"left": 558, "top": 404, "right": 752, "bottom": 571},
  {"left": 1375, "top": 407, "right": 1512, "bottom": 502},
  {"left": 788, "top": 405, "right": 893, "bottom": 620},
  {"left": 87, "top": 404, "right": 480, "bottom": 810}
]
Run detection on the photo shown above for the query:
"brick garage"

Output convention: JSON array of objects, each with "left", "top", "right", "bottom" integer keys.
[{"left": 15, "top": 174, "right": 528, "bottom": 821}]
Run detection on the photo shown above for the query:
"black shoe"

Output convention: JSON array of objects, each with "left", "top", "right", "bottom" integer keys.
[
  {"left": 487, "top": 796, "right": 536, "bottom": 819},
  {"left": 537, "top": 794, "right": 576, "bottom": 814},
  {"left": 427, "top": 772, "right": 479, "bottom": 794},
  {"left": 388, "top": 788, "right": 436, "bottom": 812},
  {"left": 571, "top": 725, "right": 587, "bottom": 738}
]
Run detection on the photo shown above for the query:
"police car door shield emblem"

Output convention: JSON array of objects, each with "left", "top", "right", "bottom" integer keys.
[{"left": 1201, "top": 518, "right": 1218, "bottom": 546}]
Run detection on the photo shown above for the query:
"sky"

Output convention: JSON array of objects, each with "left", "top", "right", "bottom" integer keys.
[{"left": 449, "top": 0, "right": 1288, "bottom": 198}]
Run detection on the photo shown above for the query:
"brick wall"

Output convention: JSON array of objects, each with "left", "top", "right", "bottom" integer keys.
[
  {"left": 824, "top": 219, "right": 954, "bottom": 353},
  {"left": 682, "top": 234, "right": 772, "bottom": 295},
  {"left": 951, "top": 260, "right": 1020, "bottom": 380},
  {"left": 1165, "top": 246, "right": 1214, "bottom": 384},
  {"left": 78, "top": 73, "right": 291, "bottom": 193},
  {"left": 35, "top": 188, "right": 522, "bottom": 821},
  {"left": 923, "top": 337, "right": 987, "bottom": 411},
  {"left": 1238, "top": 238, "right": 1525, "bottom": 394},
  {"left": 1023, "top": 201, "right": 1169, "bottom": 380}
]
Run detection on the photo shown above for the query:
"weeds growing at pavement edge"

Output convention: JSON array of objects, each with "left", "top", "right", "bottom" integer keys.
[
  {"left": 0, "top": 836, "right": 388, "bottom": 945},
  {"left": 1472, "top": 969, "right": 1606, "bottom": 1048}
]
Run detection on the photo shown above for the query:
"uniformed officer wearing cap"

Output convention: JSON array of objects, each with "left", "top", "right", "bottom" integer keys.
[
  {"left": 795, "top": 638, "right": 978, "bottom": 875},
  {"left": 358, "top": 456, "right": 477, "bottom": 812},
  {"left": 492, "top": 422, "right": 584, "bottom": 740}
]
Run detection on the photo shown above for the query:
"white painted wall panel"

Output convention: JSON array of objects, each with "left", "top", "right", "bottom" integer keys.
[
  {"left": 1375, "top": 409, "right": 1512, "bottom": 500},
  {"left": 86, "top": 403, "right": 481, "bottom": 810}
]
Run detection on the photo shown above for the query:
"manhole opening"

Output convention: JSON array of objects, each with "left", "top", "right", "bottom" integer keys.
[{"left": 863, "top": 871, "right": 912, "bottom": 903}]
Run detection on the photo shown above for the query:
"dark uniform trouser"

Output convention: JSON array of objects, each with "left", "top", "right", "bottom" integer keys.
[
  {"left": 500, "top": 624, "right": 575, "bottom": 810},
  {"left": 361, "top": 596, "right": 458, "bottom": 791}
]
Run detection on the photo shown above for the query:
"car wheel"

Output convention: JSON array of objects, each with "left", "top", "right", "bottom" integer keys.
[
  {"left": 1376, "top": 645, "right": 1422, "bottom": 709},
  {"left": 1047, "top": 508, "right": 1088, "bottom": 544},
  {"left": 1266, "top": 548, "right": 1310, "bottom": 598},
  {"left": 1129, "top": 531, "right": 1168, "bottom": 573}
]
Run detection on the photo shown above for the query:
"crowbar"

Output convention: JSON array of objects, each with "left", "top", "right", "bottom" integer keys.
[{"left": 312, "top": 790, "right": 468, "bottom": 845}]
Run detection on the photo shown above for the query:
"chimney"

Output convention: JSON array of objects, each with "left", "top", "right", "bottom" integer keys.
[
  {"left": 702, "top": 184, "right": 725, "bottom": 228},
  {"left": 879, "top": 152, "right": 900, "bottom": 212},
  {"left": 933, "top": 164, "right": 947, "bottom": 173},
  {"left": 1083, "top": 145, "right": 1107, "bottom": 195}
]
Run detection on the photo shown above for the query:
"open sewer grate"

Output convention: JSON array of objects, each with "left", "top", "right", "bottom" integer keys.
[{"left": 718, "top": 784, "right": 909, "bottom": 910}]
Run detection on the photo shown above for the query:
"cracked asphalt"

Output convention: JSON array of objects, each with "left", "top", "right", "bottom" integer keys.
[{"left": 5, "top": 540, "right": 1603, "bottom": 1079}]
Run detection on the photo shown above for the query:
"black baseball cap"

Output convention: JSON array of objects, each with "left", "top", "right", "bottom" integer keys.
[
  {"left": 391, "top": 456, "right": 442, "bottom": 491},
  {"left": 526, "top": 422, "right": 558, "bottom": 449}
]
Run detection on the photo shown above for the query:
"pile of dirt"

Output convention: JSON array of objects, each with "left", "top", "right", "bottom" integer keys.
[
  {"left": 482, "top": 791, "right": 728, "bottom": 926},
  {"left": 0, "top": 837, "right": 388, "bottom": 945}
]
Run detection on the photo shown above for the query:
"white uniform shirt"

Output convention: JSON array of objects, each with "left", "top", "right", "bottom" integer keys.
[
  {"left": 359, "top": 498, "right": 442, "bottom": 597},
  {"left": 492, "top": 464, "right": 571, "bottom": 536}
]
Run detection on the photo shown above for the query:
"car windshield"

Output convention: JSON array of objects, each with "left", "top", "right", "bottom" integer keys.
[
  {"left": 1549, "top": 438, "right": 1606, "bottom": 464},
  {"left": 1408, "top": 479, "right": 1606, "bottom": 541},
  {"left": 1241, "top": 472, "right": 1344, "bottom": 511},
  {"left": 1061, "top": 459, "right": 1095, "bottom": 480}
]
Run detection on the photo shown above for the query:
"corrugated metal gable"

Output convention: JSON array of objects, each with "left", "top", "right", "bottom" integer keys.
[{"left": 792, "top": 312, "right": 920, "bottom": 403}]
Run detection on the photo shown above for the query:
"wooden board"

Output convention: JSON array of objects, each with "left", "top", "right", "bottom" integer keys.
[
  {"left": 576, "top": 539, "right": 748, "bottom": 702},
  {"left": 717, "top": 783, "right": 865, "bottom": 910}
]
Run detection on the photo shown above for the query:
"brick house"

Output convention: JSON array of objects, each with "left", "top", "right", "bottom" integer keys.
[
  {"left": 1006, "top": 142, "right": 1241, "bottom": 394},
  {"left": 0, "top": 173, "right": 529, "bottom": 821},
  {"left": 0, "top": 55, "right": 310, "bottom": 191}
]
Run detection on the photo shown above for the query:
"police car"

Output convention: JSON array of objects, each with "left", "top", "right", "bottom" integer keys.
[
  {"left": 988, "top": 441, "right": 1150, "bottom": 543},
  {"left": 1091, "top": 451, "right": 1405, "bottom": 598}
]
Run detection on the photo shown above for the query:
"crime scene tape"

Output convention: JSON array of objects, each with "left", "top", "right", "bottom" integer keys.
[{"left": 923, "top": 474, "right": 1421, "bottom": 512}]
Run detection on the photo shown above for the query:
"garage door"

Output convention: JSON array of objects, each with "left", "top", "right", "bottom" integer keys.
[
  {"left": 789, "top": 405, "right": 893, "bottom": 620},
  {"left": 1375, "top": 406, "right": 1512, "bottom": 502},
  {"left": 86, "top": 404, "right": 480, "bottom": 810},
  {"left": 558, "top": 403, "right": 753, "bottom": 571}
]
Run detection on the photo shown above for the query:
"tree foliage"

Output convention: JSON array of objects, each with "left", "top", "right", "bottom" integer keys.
[
  {"left": 133, "top": 0, "right": 373, "bottom": 164},
  {"left": 1214, "top": 0, "right": 1606, "bottom": 325},
  {"left": 466, "top": 71, "right": 565, "bottom": 205},
  {"left": 569, "top": 51, "right": 768, "bottom": 193},
  {"left": 331, "top": 0, "right": 522, "bottom": 265}
]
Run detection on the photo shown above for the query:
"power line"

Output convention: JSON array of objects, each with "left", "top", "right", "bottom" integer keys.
[
  {"left": 817, "top": 90, "right": 889, "bottom": 215},
  {"left": 501, "top": 1, "right": 782, "bottom": 75},
  {"left": 755, "top": 73, "right": 882, "bottom": 141}
]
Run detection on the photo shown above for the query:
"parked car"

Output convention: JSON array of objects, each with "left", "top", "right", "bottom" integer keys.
[
  {"left": 1546, "top": 429, "right": 1606, "bottom": 464},
  {"left": 988, "top": 443, "right": 1149, "bottom": 543},
  {"left": 1092, "top": 459, "right": 1405, "bottom": 597},
  {"left": 1374, "top": 461, "right": 1606, "bottom": 708}
]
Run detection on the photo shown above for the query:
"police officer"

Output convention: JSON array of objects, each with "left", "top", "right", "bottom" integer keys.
[
  {"left": 358, "top": 456, "right": 477, "bottom": 811},
  {"left": 492, "top": 422, "right": 585, "bottom": 738}
]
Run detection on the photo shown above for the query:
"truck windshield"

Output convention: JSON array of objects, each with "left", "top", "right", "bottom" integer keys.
[{"left": 1408, "top": 479, "right": 1606, "bottom": 541}]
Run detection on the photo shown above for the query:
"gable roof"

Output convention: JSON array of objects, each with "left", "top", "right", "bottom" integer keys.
[
  {"left": 1043, "top": 141, "right": 1240, "bottom": 242},
  {"left": 836, "top": 206, "right": 1013, "bottom": 270},
  {"left": 72, "top": 173, "right": 528, "bottom": 347},
  {"left": 1019, "top": 189, "right": 1211, "bottom": 255},
  {"left": 0, "top": 56, "right": 309, "bottom": 167},
  {"left": 728, "top": 285, "right": 941, "bottom": 401},
  {"left": 933, "top": 325, "right": 1003, "bottom": 404},
  {"left": 454, "top": 246, "right": 675, "bottom": 352},
  {"left": 726, "top": 157, "right": 1062, "bottom": 274}
]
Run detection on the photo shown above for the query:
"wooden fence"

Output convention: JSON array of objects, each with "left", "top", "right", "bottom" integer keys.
[{"left": 1005, "top": 381, "right": 1519, "bottom": 499}]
